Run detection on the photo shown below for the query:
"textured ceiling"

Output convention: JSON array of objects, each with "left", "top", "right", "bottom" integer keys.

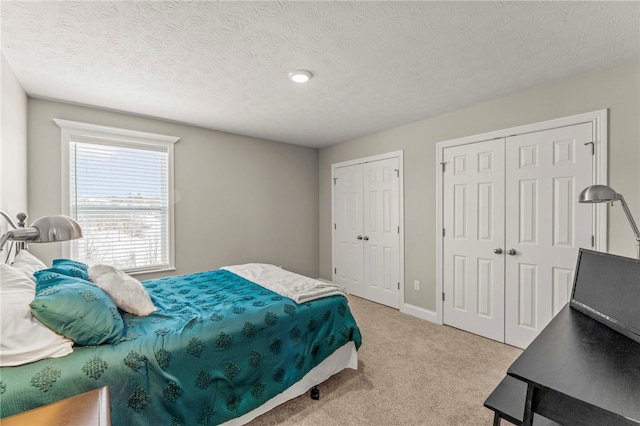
[{"left": 1, "top": 1, "right": 639, "bottom": 148}]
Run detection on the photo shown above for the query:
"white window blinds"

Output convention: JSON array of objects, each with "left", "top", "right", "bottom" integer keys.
[{"left": 56, "top": 119, "right": 178, "bottom": 274}]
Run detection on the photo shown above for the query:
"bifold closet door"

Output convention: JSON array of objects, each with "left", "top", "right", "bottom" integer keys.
[
  {"left": 442, "top": 139, "right": 506, "bottom": 342},
  {"left": 334, "top": 164, "right": 364, "bottom": 297},
  {"left": 333, "top": 158, "right": 401, "bottom": 308},
  {"left": 504, "top": 122, "right": 593, "bottom": 348},
  {"left": 442, "top": 122, "right": 594, "bottom": 349},
  {"left": 363, "top": 157, "right": 400, "bottom": 309}
]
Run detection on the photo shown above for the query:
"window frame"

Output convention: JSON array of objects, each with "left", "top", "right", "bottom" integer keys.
[{"left": 55, "top": 118, "right": 179, "bottom": 274}]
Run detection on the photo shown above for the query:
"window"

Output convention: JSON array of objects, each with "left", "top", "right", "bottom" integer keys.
[{"left": 56, "top": 119, "right": 178, "bottom": 273}]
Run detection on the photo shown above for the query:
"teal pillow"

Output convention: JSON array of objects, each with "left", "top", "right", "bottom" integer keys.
[
  {"left": 50, "top": 258, "right": 90, "bottom": 280},
  {"left": 30, "top": 274, "right": 124, "bottom": 346},
  {"left": 34, "top": 269, "right": 90, "bottom": 292}
]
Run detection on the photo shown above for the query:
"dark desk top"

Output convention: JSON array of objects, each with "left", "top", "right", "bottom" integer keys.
[{"left": 508, "top": 305, "right": 640, "bottom": 423}]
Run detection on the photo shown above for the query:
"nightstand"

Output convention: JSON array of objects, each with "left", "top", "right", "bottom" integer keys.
[{"left": 1, "top": 386, "right": 110, "bottom": 425}]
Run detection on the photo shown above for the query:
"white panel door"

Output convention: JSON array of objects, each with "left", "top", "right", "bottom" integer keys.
[
  {"left": 363, "top": 158, "right": 400, "bottom": 308},
  {"left": 333, "top": 164, "right": 364, "bottom": 297},
  {"left": 504, "top": 122, "right": 593, "bottom": 348},
  {"left": 443, "top": 139, "right": 506, "bottom": 341}
]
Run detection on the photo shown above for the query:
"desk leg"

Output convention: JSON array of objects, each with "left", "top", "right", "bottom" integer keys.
[{"left": 522, "top": 383, "right": 535, "bottom": 426}]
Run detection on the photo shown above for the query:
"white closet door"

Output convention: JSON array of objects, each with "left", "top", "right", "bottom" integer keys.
[
  {"left": 333, "top": 164, "right": 364, "bottom": 297},
  {"left": 504, "top": 122, "right": 593, "bottom": 348},
  {"left": 363, "top": 158, "right": 400, "bottom": 308},
  {"left": 443, "top": 139, "right": 506, "bottom": 342}
]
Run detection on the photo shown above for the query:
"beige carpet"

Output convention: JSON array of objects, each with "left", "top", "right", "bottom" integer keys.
[{"left": 249, "top": 295, "right": 522, "bottom": 426}]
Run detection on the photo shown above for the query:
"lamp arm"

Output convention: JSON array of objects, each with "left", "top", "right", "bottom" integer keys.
[
  {"left": 617, "top": 195, "right": 640, "bottom": 240},
  {"left": 0, "top": 232, "right": 11, "bottom": 252},
  {"left": 1, "top": 210, "right": 21, "bottom": 253},
  {"left": 0, "top": 210, "right": 20, "bottom": 230},
  {"left": 0, "top": 228, "right": 39, "bottom": 252},
  {"left": 617, "top": 195, "right": 640, "bottom": 259}
]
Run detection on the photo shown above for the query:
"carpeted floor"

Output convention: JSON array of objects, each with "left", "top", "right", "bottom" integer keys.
[{"left": 249, "top": 295, "right": 522, "bottom": 426}]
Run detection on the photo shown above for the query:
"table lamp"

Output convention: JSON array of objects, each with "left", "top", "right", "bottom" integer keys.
[
  {"left": 0, "top": 210, "right": 83, "bottom": 254},
  {"left": 578, "top": 185, "right": 640, "bottom": 259}
]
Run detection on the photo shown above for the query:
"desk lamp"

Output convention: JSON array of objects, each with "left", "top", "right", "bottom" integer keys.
[
  {"left": 0, "top": 210, "right": 83, "bottom": 255},
  {"left": 578, "top": 185, "right": 640, "bottom": 259}
]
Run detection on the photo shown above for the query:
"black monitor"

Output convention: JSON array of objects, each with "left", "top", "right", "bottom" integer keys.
[{"left": 570, "top": 248, "right": 640, "bottom": 343}]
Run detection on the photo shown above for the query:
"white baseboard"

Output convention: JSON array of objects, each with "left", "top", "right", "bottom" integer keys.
[
  {"left": 401, "top": 303, "right": 440, "bottom": 324},
  {"left": 317, "top": 278, "right": 441, "bottom": 326}
]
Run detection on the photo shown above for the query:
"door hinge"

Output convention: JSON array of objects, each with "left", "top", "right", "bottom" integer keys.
[
  {"left": 442, "top": 292, "right": 445, "bottom": 301},
  {"left": 442, "top": 228, "right": 446, "bottom": 237},
  {"left": 394, "top": 168, "right": 399, "bottom": 178},
  {"left": 398, "top": 282, "right": 400, "bottom": 290},
  {"left": 398, "top": 226, "right": 400, "bottom": 234},
  {"left": 440, "top": 161, "right": 448, "bottom": 172},
  {"left": 334, "top": 223, "right": 336, "bottom": 230},
  {"left": 333, "top": 177, "right": 338, "bottom": 185},
  {"left": 584, "top": 141, "right": 595, "bottom": 155},
  {"left": 334, "top": 268, "right": 337, "bottom": 274},
  {"left": 592, "top": 235, "right": 595, "bottom": 248}
]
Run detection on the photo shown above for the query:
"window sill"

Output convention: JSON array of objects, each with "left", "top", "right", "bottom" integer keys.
[{"left": 127, "top": 267, "right": 176, "bottom": 277}]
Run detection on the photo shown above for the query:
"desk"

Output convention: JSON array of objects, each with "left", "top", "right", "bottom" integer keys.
[
  {"left": 1, "top": 386, "right": 110, "bottom": 425},
  {"left": 507, "top": 305, "right": 640, "bottom": 425}
]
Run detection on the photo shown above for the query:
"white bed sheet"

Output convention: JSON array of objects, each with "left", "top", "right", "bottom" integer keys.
[{"left": 221, "top": 263, "right": 347, "bottom": 304}]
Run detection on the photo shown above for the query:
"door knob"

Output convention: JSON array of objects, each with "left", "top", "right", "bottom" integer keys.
[
  {"left": 507, "top": 249, "right": 517, "bottom": 256},
  {"left": 357, "top": 235, "right": 363, "bottom": 240},
  {"left": 363, "top": 236, "right": 369, "bottom": 241},
  {"left": 494, "top": 248, "right": 503, "bottom": 254}
]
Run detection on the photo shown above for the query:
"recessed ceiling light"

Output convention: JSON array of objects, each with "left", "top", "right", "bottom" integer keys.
[{"left": 288, "top": 69, "right": 313, "bottom": 83}]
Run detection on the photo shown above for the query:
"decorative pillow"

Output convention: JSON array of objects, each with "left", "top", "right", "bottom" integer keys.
[
  {"left": 11, "top": 249, "right": 47, "bottom": 283},
  {"left": 49, "top": 258, "right": 90, "bottom": 280},
  {"left": 31, "top": 273, "right": 124, "bottom": 346},
  {"left": 88, "top": 264, "right": 157, "bottom": 316},
  {"left": 0, "top": 263, "right": 73, "bottom": 366},
  {"left": 33, "top": 269, "right": 80, "bottom": 292}
]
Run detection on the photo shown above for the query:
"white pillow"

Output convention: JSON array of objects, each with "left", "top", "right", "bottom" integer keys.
[
  {"left": 11, "top": 249, "right": 47, "bottom": 283},
  {"left": 0, "top": 263, "right": 73, "bottom": 366},
  {"left": 88, "top": 264, "right": 157, "bottom": 316}
]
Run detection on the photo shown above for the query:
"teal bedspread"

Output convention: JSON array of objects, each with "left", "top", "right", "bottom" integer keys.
[{"left": 0, "top": 269, "right": 362, "bottom": 425}]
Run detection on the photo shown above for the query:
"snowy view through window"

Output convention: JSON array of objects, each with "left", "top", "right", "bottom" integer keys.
[{"left": 70, "top": 141, "right": 169, "bottom": 271}]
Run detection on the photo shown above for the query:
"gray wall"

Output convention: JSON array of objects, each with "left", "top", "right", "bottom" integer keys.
[
  {"left": 27, "top": 99, "right": 320, "bottom": 280},
  {"left": 16, "top": 58, "right": 640, "bottom": 314},
  {"left": 1, "top": 52, "right": 28, "bottom": 235},
  {"left": 319, "top": 58, "right": 640, "bottom": 312}
]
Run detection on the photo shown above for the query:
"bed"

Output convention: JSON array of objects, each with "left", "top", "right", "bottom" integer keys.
[{"left": 0, "top": 259, "right": 362, "bottom": 425}]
